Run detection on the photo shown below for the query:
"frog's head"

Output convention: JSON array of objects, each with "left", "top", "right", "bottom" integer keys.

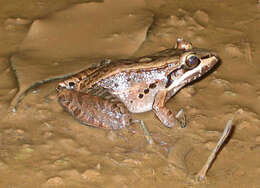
[
  {"left": 166, "top": 39, "right": 219, "bottom": 94},
  {"left": 56, "top": 77, "right": 81, "bottom": 92}
]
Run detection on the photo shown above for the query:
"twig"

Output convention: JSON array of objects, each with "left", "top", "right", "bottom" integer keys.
[
  {"left": 195, "top": 119, "right": 233, "bottom": 181},
  {"left": 134, "top": 120, "right": 154, "bottom": 145}
]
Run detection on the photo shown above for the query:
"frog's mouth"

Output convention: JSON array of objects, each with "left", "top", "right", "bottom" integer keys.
[{"left": 166, "top": 55, "right": 219, "bottom": 94}]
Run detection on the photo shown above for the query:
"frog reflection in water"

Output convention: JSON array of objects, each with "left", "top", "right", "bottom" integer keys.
[{"left": 56, "top": 39, "right": 219, "bottom": 129}]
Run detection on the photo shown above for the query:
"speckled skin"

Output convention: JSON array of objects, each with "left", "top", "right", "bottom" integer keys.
[{"left": 57, "top": 39, "right": 219, "bottom": 129}]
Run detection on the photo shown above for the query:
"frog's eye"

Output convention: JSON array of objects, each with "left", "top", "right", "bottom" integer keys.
[
  {"left": 68, "top": 81, "right": 76, "bottom": 89},
  {"left": 184, "top": 54, "right": 200, "bottom": 69},
  {"left": 69, "top": 82, "right": 75, "bottom": 87}
]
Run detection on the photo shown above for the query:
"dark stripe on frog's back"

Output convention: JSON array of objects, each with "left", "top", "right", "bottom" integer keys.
[{"left": 77, "top": 47, "right": 181, "bottom": 88}]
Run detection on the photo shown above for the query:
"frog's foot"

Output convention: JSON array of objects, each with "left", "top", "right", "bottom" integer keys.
[
  {"left": 57, "top": 88, "right": 133, "bottom": 129},
  {"left": 153, "top": 90, "right": 186, "bottom": 128},
  {"left": 153, "top": 106, "right": 184, "bottom": 128},
  {"left": 175, "top": 109, "right": 186, "bottom": 128}
]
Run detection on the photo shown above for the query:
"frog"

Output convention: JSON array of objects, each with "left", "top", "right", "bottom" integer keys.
[{"left": 56, "top": 38, "right": 219, "bottom": 129}]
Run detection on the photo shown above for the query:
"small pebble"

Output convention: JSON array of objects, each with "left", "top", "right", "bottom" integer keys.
[
  {"left": 81, "top": 169, "right": 101, "bottom": 182},
  {"left": 45, "top": 177, "right": 64, "bottom": 186},
  {"left": 16, "top": 129, "right": 25, "bottom": 134},
  {"left": 53, "top": 62, "right": 59, "bottom": 66},
  {"left": 112, "top": 33, "right": 120, "bottom": 37},
  {"left": 53, "top": 158, "right": 70, "bottom": 167},
  {"left": 96, "top": 163, "right": 101, "bottom": 170},
  {"left": 224, "top": 90, "right": 237, "bottom": 97},
  {"left": 122, "top": 158, "right": 142, "bottom": 166},
  {"left": 193, "top": 10, "right": 209, "bottom": 25}
]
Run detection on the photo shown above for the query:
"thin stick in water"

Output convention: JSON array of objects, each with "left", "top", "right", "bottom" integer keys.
[
  {"left": 133, "top": 120, "right": 154, "bottom": 145},
  {"left": 196, "top": 119, "right": 233, "bottom": 181}
]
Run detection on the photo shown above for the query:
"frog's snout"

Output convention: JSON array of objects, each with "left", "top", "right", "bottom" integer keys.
[{"left": 56, "top": 82, "right": 66, "bottom": 92}]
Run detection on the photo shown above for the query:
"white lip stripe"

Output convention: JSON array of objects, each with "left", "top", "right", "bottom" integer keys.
[{"left": 167, "top": 56, "right": 218, "bottom": 91}]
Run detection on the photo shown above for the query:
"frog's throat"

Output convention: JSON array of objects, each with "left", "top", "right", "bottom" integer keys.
[{"left": 167, "top": 56, "right": 218, "bottom": 92}]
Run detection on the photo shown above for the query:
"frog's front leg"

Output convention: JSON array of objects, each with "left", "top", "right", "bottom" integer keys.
[
  {"left": 153, "top": 89, "right": 185, "bottom": 128},
  {"left": 57, "top": 89, "right": 132, "bottom": 129}
]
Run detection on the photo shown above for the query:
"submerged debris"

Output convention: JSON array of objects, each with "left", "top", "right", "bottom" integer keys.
[
  {"left": 195, "top": 119, "right": 233, "bottom": 182},
  {"left": 138, "top": 120, "right": 154, "bottom": 145}
]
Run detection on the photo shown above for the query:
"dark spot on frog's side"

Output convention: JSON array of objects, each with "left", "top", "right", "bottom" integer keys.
[
  {"left": 138, "top": 93, "right": 144, "bottom": 99},
  {"left": 144, "top": 88, "right": 149, "bottom": 94},
  {"left": 149, "top": 83, "right": 156, "bottom": 89}
]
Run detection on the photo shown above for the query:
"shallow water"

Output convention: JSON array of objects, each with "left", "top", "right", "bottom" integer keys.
[{"left": 0, "top": 0, "right": 260, "bottom": 187}]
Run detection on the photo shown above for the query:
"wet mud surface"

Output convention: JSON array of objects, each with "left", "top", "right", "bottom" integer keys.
[{"left": 0, "top": 0, "right": 260, "bottom": 187}]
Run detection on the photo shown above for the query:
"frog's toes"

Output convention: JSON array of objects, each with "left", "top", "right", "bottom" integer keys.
[{"left": 175, "top": 109, "right": 186, "bottom": 128}]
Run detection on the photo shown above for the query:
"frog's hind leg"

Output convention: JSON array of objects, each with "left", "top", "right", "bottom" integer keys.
[{"left": 57, "top": 88, "right": 132, "bottom": 129}]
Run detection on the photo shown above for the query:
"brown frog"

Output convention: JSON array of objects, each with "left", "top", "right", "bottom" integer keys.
[{"left": 56, "top": 39, "right": 219, "bottom": 129}]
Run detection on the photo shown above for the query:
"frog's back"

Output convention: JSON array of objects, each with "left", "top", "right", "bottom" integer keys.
[{"left": 57, "top": 47, "right": 180, "bottom": 93}]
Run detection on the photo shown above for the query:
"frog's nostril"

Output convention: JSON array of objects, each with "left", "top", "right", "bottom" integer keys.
[
  {"left": 56, "top": 82, "right": 67, "bottom": 91},
  {"left": 56, "top": 85, "right": 62, "bottom": 92}
]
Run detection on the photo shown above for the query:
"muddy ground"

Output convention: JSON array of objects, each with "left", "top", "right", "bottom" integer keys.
[{"left": 0, "top": 0, "right": 260, "bottom": 187}]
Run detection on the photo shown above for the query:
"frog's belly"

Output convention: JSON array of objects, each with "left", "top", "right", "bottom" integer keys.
[
  {"left": 112, "top": 90, "right": 158, "bottom": 113},
  {"left": 125, "top": 101, "right": 153, "bottom": 113}
]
